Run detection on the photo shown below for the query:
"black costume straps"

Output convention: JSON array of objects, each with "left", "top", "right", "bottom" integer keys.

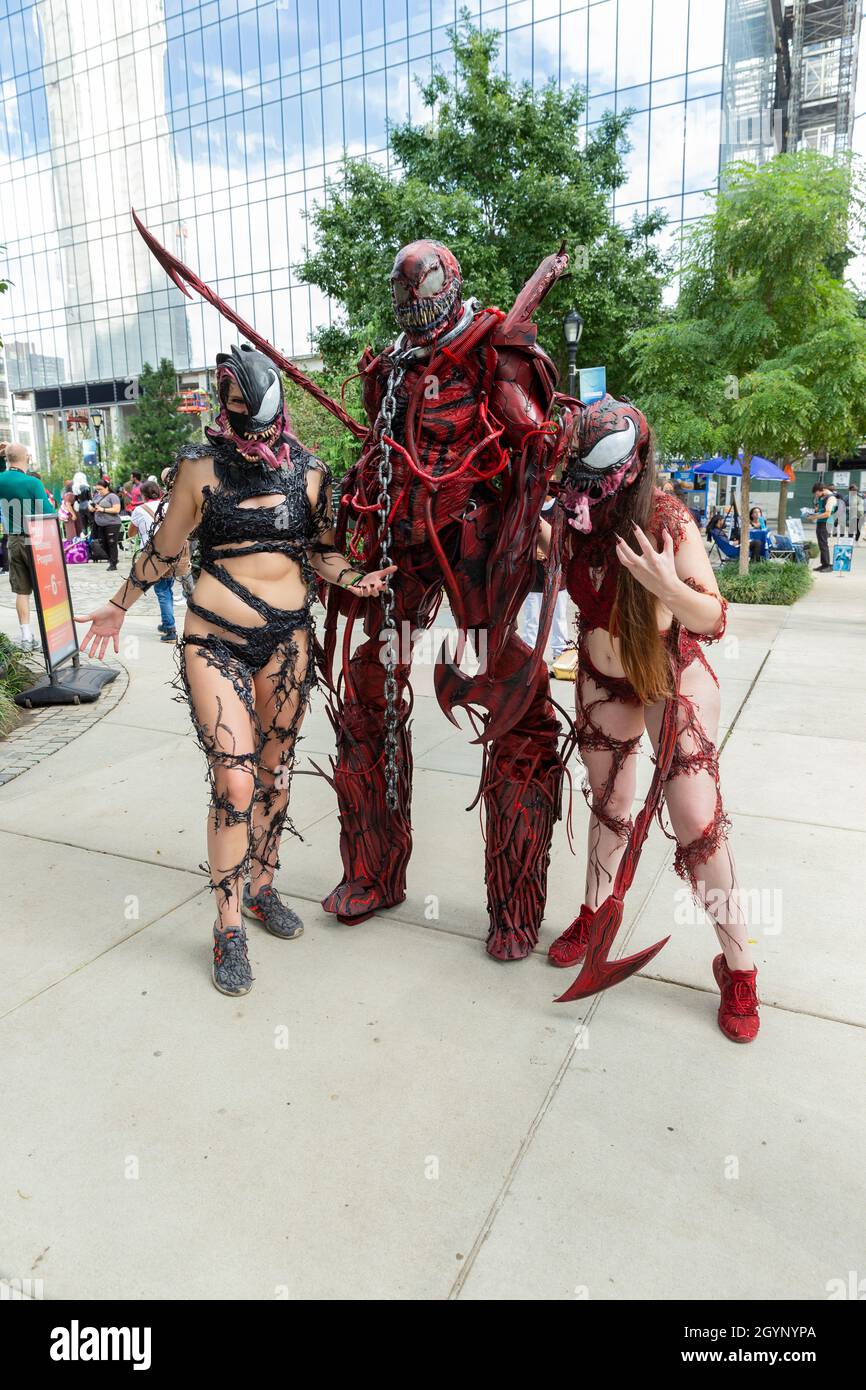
[{"left": 124, "top": 435, "right": 336, "bottom": 909}]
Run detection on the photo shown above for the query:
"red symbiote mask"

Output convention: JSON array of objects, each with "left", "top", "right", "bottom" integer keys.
[
  {"left": 559, "top": 394, "right": 650, "bottom": 533},
  {"left": 390, "top": 240, "right": 463, "bottom": 344}
]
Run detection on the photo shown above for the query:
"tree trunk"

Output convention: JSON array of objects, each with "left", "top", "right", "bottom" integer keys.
[
  {"left": 738, "top": 453, "right": 752, "bottom": 575},
  {"left": 777, "top": 480, "right": 789, "bottom": 534},
  {"left": 777, "top": 455, "right": 792, "bottom": 534}
]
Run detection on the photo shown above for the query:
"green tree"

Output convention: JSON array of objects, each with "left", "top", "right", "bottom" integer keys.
[
  {"left": 628, "top": 150, "right": 866, "bottom": 573},
  {"left": 298, "top": 15, "right": 667, "bottom": 394},
  {"left": 283, "top": 368, "right": 364, "bottom": 482},
  {"left": 120, "top": 359, "right": 197, "bottom": 477},
  {"left": 45, "top": 429, "right": 77, "bottom": 497}
]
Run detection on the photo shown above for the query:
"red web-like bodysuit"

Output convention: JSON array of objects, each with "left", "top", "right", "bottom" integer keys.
[
  {"left": 320, "top": 259, "right": 570, "bottom": 959},
  {"left": 554, "top": 484, "right": 742, "bottom": 1000}
]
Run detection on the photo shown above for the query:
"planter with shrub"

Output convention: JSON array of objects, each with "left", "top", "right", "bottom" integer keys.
[
  {"left": 0, "top": 633, "right": 37, "bottom": 736},
  {"left": 717, "top": 560, "right": 813, "bottom": 606}
]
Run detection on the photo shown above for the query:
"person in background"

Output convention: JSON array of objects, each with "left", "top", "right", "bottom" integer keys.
[
  {"left": 831, "top": 486, "right": 848, "bottom": 538},
  {"left": 522, "top": 494, "right": 570, "bottom": 670},
  {"left": 0, "top": 442, "right": 57, "bottom": 650},
  {"left": 748, "top": 505, "right": 767, "bottom": 562},
  {"left": 0, "top": 445, "right": 7, "bottom": 573},
  {"left": 59, "top": 479, "right": 77, "bottom": 540},
  {"left": 807, "top": 482, "right": 836, "bottom": 572},
  {"left": 91, "top": 480, "right": 122, "bottom": 571},
  {"left": 161, "top": 465, "right": 196, "bottom": 602},
  {"left": 121, "top": 471, "right": 143, "bottom": 512},
  {"left": 72, "top": 471, "right": 91, "bottom": 535},
  {"left": 129, "top": 480, "right": 177, "bottom": 643},
  {"left": 847, "top": 483, "right": 863, "bottom": 542}
]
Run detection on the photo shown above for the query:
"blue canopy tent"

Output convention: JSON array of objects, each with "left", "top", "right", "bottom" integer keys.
[{"left": 695, "top": 454, "right": 788, "bottom": 481}]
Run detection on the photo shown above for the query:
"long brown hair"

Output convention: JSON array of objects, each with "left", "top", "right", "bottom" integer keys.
[{"left": 609, "top": 450, "right": 674, "bottom": 705}]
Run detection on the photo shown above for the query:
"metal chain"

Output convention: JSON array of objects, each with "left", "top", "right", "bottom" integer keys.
[{"left": 377, "top": 358, "right": 407, "bottom": 811}]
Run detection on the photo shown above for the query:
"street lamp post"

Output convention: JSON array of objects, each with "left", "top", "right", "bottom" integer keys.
[
  {"left": 563, "top": 309, "right": 584, "bottom": 398},
  {"left": 90, "top": 409, "right": 104, "bottom": 475}
]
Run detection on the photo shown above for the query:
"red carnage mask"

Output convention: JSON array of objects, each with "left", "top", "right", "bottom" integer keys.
[
  {"left": 390, "top": 240, "right": 463, "bottom": 344},
  {"left": 559, "top": 394, "right": 650, "bottom": 533}
]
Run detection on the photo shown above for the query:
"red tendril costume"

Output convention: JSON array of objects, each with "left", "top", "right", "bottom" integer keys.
[
  {"left": 132, "top": 215, "right": 570, "bottom": 961},
  {"left": 550, "top": 395, "right": 738, "bottom": 1001},
  {"left": 320, "top": 240, "right": 570, "bottom": 958}
]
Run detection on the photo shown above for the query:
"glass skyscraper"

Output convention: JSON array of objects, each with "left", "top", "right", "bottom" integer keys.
[{"left": 0, "top": 0, "right": 748, "bottom": 453}]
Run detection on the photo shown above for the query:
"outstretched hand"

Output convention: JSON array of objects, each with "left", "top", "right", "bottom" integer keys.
[
  {"left": 74, "top": 604, "right": 125, "bottom": 661},
  {"left": 351, "top": 565, "right": 398, "bottom": 598},
  {"left": 614, "top": 524, "right": 678, "bottom": 602}
]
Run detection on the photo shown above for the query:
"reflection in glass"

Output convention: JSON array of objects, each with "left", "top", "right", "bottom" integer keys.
[
  {"left": 0, "top": 0, "right": 731, "bottom": 395},
  {"left": 617, "top": 0, "right": 651, "bottom": 89}
]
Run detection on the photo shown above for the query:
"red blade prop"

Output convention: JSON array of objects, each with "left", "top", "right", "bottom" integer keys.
[
  {"left": 499, "top": 240, "right": 569, "bottom": 337},
  {"left": 554, "top": 689, "right": 679, "bottom": 1001},
  {"left": 131, "top": 209, "right": 367, "bottom": 441}
]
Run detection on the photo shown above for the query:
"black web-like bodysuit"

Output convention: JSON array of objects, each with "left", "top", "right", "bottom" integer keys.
[{"left": 123, "top": 436, "right": 334, "bottom": 909}]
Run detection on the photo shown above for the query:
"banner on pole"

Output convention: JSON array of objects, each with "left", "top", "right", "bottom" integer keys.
[
  {"left": 578, "top": 366, "right": 606, "bottom": 404},
  {"left": 25, "top": 514, "right": 78, "bottom": 671}
]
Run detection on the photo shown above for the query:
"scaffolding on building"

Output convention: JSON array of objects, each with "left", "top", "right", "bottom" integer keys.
[
  {"left": 786, "top": 0, "right": 862, "bottom": 153},
  {"left": 722, "top": 0, "right": 862, "bottom": 172}
]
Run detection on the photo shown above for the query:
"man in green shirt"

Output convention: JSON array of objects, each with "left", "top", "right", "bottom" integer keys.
[{"left": 0, "top": 442, "right": 57, "bottom": 651}]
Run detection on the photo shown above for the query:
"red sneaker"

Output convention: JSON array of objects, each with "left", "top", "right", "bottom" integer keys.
[
  {"left": 713, "top": 954, "right": 760, "bottom": 1043},
  {"left": 548, "top": 904, "right": 594, "bottom": 968}
]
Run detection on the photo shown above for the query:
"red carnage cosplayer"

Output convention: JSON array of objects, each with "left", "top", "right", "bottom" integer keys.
[
  {"left": 544, "top": 394, "right": 760, "bottom": 1042},
  {"left": 321, "top": 239, "right": 570, "bottom": 959},
  {"left": 133, "top": 216, "right": 570, "bottom": 962}
]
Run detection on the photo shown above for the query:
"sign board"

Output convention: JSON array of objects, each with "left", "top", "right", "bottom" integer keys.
[
  {"left": 786, "top": 517, "right": 806, "bottom": 543},
  {"left": 82, "top": 439, "right": 97, "bottom": 465},
  {"left": 833, "top": 471, "right": 850, "bottom": 488},
  {"left": 24, "top": 514, "right": 78, "bottom": 671},
  {"left": 833, "top": 542, "right": 854, "bottom": 573},
  {"left": 578, "top": 366, "right": 606, "bottom": 404}
]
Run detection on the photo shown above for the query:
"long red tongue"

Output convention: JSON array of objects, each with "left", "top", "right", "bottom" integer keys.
[{"left": 568, "top": 494, "right": 592, "bottom": 532}]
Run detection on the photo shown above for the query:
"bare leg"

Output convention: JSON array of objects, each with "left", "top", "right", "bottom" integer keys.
[
  {"left": 181, "top": 641, "right": 261, "bottom": 927},
  {"left": 249, "top": 629, "right": 311, "bottom": 896},
  {"left": 574, "top": 665, "right": 645, "bottom": 911},
  {"left": 645, "top": 655, "right": 753, "bottom": 971}
]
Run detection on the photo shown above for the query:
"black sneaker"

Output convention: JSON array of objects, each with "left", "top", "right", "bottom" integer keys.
[
  {"left": 160, "top": 628, "right": 177, "bottom": 643},
  {"left": 813, "top": 564, "right": 833, "bottom": 572},
  {"left": 242, "top": 883, "right": 304, "bottom": 940},
  {"left": 212, "top": 924, "right": 253, "bottom": 996}
]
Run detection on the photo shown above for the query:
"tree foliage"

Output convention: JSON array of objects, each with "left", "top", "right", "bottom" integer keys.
[
  {"left": 283, "top": 368, "right": 365, "bottom": 481},
  {"left": 628, "top": 150, "right": 866, "bottom": 569},
  {"left": 298, "top": 16, "right": 667, "bottom": 393},
  {"left": 120, "top": 359, "right": 198, "bottom": 477}
]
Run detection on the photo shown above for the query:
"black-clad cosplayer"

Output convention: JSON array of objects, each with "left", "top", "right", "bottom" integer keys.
[{"left": 100, "top": 346, "right": 389, "bottom": 994}]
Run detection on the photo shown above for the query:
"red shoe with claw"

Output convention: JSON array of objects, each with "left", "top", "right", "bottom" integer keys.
[
  {"left": 713, "top": 954, "right": 760, "bottom": 1043},
  {"left": 548, "top": 904, "right": 594, "bottom": 968}
]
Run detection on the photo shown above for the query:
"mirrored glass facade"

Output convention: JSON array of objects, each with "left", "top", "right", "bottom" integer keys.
[{"left": 1, "top": 0, "right": 729, "bottom": 396}]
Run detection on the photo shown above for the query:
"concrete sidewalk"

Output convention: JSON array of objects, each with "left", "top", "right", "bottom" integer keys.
[{"left": 1, "top": 561, "right": 864, "bottom": 1300}]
